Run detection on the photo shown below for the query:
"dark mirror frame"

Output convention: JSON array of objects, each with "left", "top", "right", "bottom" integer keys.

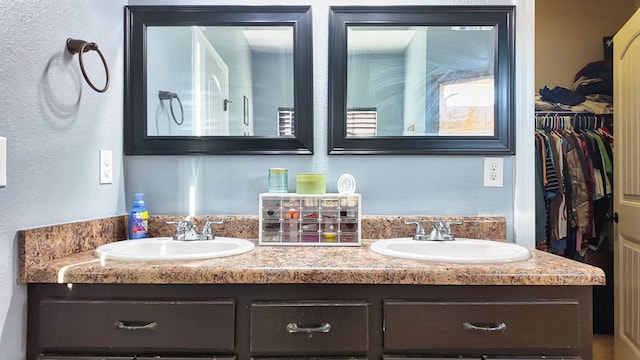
[
  {"left": 124, "top": 6, "right": 314, "bottom": 155},
  {"left": 328, "top": 6, "right": 515, "bottom": 155}
]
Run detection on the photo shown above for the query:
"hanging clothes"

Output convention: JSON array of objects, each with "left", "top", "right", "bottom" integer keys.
[{"left": 534, "top": 112, "right": 613, "bottom": 261}]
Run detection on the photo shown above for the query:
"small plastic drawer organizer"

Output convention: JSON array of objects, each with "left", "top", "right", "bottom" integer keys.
[{"left": 259, "top": 193, "right": 361, "bottom": 246}]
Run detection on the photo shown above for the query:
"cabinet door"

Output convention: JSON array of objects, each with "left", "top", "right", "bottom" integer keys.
[
  {"left": 384, "top": 300, "right": 581, "bottom": 351},
  {"left": 38, "top": 357, "right": 135, "bottom": 360},
  {"left": 38, "top": 357, "right": 234, "bottom": 360},
  {"left": 383, "top": 357, "right": 476, "bottom": 360},
  {"left": 38, "top": 299, "right": 235, "bottom": 351},
  {"left": 39, "top": 357, "right": 233, "bottom": 360},
  {"left": 250, "top": 301, "right": 369, "bottom": 355},
  {"left": 383, "top": 357, "right": 581, "bottom": 360}
]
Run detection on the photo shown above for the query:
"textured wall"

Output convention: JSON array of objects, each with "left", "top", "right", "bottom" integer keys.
[{"left": 0, "top": 1, "right": 126, "bottom": 358}]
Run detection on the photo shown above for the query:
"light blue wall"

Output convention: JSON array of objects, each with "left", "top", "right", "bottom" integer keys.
[
  {"left": 146, "top": 27, "right": 194, "bottom": 136},
  {"left": 252, "top": 51, "right": 294, "bottom": 136},
  {"left": 0, "top": 1, "right": 127, "bottom": 358},
  {"left": 125, "top": 155, "right": 514, "bottom": 217},
  {"left": 347, "top": 53, "right": 406, "bottom": 135}
]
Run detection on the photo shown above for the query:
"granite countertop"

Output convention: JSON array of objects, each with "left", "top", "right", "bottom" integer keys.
[
  {"left": 17, "top": 215, "right": 606, "bottom": 286},
  {"left": 24, "top": 239, "right": 604, "bottom": 286}
]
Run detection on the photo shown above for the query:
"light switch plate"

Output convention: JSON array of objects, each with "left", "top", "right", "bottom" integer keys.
[
  {"left": 99, "top": 149, "right": 113, "bottom": 184},
  {"left": 0, "top": 137, "right": 6, "bottom": 187}
]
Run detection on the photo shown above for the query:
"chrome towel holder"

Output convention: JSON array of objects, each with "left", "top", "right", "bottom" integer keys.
[
  {"left": 158, "top": 90, "right": 184, "bottom": 126},
  {"left": 66, "top": 38, "right": 110, "bottom": 93}
]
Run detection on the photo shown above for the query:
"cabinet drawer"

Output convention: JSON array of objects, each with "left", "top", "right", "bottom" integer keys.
[
  {"left": 383, "top": 300, "right": 581, "bottom": 351},
  {"left": 39, "top": 299, "right": 235, "bottom": 351},
  {"left": 382, "top": 357, "right": 581, "bottom": 360},
  {"left": 39, "top": 357, "right": 234, "bottom": 360},
  {"left": 250, "top": 301, "right": 369, "bottom": 354}
]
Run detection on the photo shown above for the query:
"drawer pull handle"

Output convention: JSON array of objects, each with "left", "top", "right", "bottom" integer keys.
[
  {"left": 114, "top": 320, "right": 159, "bottom": 331},
  {"left": 286, "top": 322, "right": 332, "bottom": 334},
  {"left": 462, "top": 321, "right": 506, "bottom": 332}
]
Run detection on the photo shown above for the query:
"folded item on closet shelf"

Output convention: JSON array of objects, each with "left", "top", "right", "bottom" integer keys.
[
  {"left": 571, "top": 76, "right": 603, "bottom": 91},
  {"left": 586, "top": 94, "right": 613, "bottom": 104},
  {"left": 534, "top": 93, "right": 614, "bottom": 115},
  {"left": 570, "top": 100, "right": 614, "bottom": 115},
  {"left": 572, "top": 76, "right": 613, "bottom": 97},
  {"left": 539, "top": 86, "right": 586, "bottom": 106},
  {"left": 573, "top": 60, "right": 613, "bottom": 96},
  {"left": 535, "top": 99, "right": 572, "bottom": 112}
]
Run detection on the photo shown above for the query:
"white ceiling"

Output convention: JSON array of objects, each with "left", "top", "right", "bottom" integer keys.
[{"left": 348, "top": 28, "right": 416, "bottom": 53}]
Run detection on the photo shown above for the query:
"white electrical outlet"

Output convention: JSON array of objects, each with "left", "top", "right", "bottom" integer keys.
[
  {"left": 483, "top": 157, "right": 503, "bottom": 187},
  {"left": 99, "top": 149, "right": 113, "bottom": 184}
]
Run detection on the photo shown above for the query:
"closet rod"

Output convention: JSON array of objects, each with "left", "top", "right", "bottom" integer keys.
[
  {"left": 534, "top": 111, "right": 613, "bottom": 117},
  {"left": 535, "top": 112, "right": 613, "bottom": 131}
]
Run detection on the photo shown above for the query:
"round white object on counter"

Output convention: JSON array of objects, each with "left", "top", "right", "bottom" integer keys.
[{"left": 338, "top": 173, "right": 356, "bottom": 194}]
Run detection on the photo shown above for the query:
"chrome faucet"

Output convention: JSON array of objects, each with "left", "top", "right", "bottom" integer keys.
[
  {"left": 404, "top": 221, "right": 430, "bottom": 241},
  {"left": 167, "top": 220, "right": 224, "bottom": 241},
  {"left": 405, "top": 220, "right": 463, "bottom": 241}
]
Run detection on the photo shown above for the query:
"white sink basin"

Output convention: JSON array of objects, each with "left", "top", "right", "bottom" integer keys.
[
  {"left": 370, "top": 237, "right": 531, "bottom": 264},
  {"left": 94, "top": 237, "right": 255, "bottom": 262}
]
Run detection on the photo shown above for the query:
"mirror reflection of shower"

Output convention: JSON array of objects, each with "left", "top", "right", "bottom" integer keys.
[
  {"left": 146, "top": 25, "right": 294, "bottom": 137},
  {"left": 347, "top": 25, "right": 496, "bottom": 137}
]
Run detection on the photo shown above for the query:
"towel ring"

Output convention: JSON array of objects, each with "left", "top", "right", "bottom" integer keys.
[
  {"left": 66, "top": 38, "right": 110, "bottom": 93},
  {"left": 158, "top": 90, "right": 184, "bottom": 126}
]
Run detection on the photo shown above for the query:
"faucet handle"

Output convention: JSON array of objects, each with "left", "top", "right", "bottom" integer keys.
[
  {"left": 166, "top": 220, "right": 197, "bottom": 240},
  {"left": 441, "top": 220, "right": 463, "bottom": 240},
  {"left": 166, "top": 220, "right": 195, "bottom": 232},
  {"left": 434, "top": 220, "right": 447, "bottom": 230},
  {"left": 202, "top": 219, "right": 224, "bottom": 240},
  {"left": 444, "top": 220, "right": 463, "bottom": 230},
  {"left": 405, "top": 220, "right": 429, "bottom": 241}
]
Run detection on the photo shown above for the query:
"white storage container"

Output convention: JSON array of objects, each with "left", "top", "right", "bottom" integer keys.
[{"left": 259, "top": 193, "right": 361, "bottom": 246}]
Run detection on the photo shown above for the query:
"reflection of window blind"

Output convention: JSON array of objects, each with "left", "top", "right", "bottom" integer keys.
[
  {"left": 347, "top": 108, "right": 377, "bottom": 136},
  {"left": 277, "top": 107, "right": 295, "bottom": 136}
]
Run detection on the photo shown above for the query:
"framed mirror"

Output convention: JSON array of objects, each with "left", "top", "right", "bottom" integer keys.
[
  {"left": 328, "top": 6, "right": 515, "bottom": 155},
  {"left": 125, "top": 6, "right": 314, "bottom": 155}
]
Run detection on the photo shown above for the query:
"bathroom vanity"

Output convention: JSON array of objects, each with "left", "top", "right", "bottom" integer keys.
[
  {"left": 28, "top": 283, "right": 591, "bottom": 360},
  {"left": 19, "top": 216, "right": 604, "bottom": 360}
]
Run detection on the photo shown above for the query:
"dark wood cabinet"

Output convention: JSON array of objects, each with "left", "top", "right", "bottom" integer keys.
[
  {"left": 39, "top": 357, "right": 231, "bottom": 360},
  {"left": 383, "top": 357, "right": 581, "bottom": 360},
  {"left": 384, "top": 300, "right": 581, "bottom": 352},
  {"left": 250, "top": 301, "right": 369, "bottom": 355},
  {"left": 38, "top": 299, "right": 235, "bottom": 351},
  {"left": 27, "top": 284, "right": 593, "bottom": 360}
]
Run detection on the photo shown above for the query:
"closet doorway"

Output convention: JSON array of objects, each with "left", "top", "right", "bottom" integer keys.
[{"left": 535, "top": 1, "right": 640, "bottom": 359}]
